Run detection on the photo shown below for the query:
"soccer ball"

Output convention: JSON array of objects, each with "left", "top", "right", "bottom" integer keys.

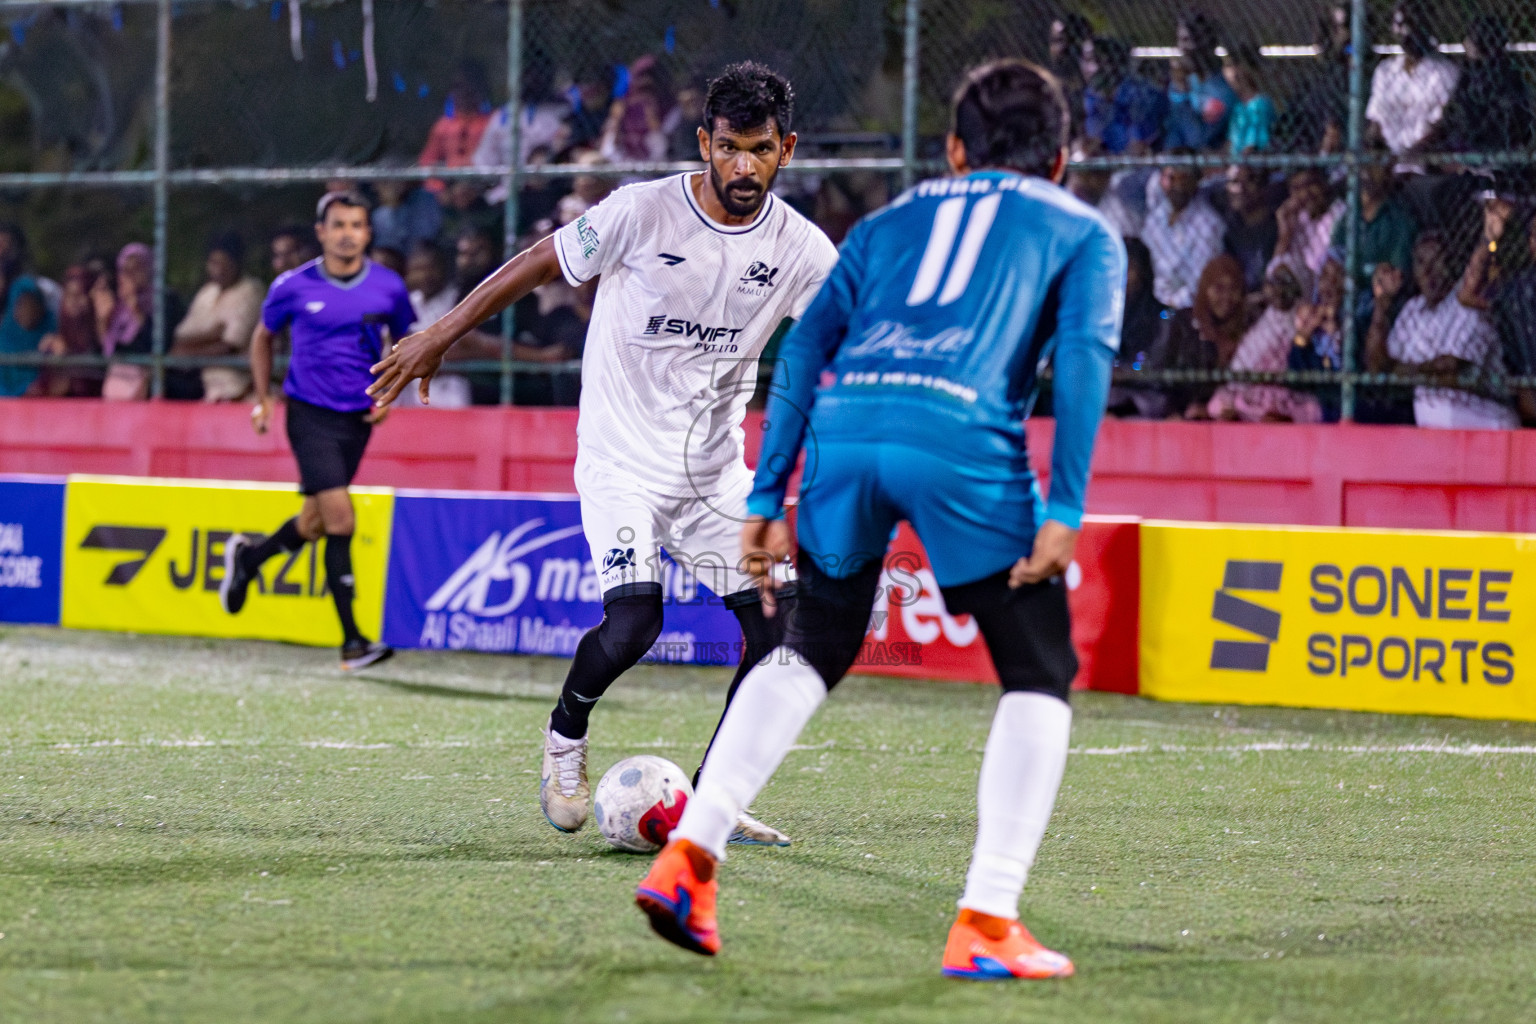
[{"left": 593, "top": 755, "right": 693, "bottom": 853}]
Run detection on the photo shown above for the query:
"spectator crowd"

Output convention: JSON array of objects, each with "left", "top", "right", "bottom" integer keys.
[{"left": 3, "top": 1, "right": 1536, "bottom": 427}]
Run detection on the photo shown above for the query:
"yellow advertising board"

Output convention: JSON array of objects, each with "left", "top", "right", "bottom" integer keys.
[
  {"left": 62, "top": 476, "right": 393, "bottom": 647},
  {"left": 1140, "top": 520, "right": 1536, "bottom": 722}
]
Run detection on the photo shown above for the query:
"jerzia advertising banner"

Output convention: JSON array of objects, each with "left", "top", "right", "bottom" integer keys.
[
  {"left": 1140, "top": 521, "right": 1536, "bottom": 721},
  {"left": 62, "top": 476, "right": 392, "bottom": 645},
  {"left": 383, "top": 491, "right": 740, "bottom": 664},
  {"left": 0, "top": 475, "right": 65, "bottom": 625}
]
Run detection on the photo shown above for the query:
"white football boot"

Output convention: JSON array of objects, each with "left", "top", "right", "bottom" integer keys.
[
  {"left": 540, "top": 719, "right": 590, "bottom": 832},
  {"left": 728, "top": 809, "right": 791, "bottom": 847}
]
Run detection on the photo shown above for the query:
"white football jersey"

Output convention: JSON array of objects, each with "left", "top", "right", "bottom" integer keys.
[{"left": 553, "top": 173, "right": 839, "bottom": 497}]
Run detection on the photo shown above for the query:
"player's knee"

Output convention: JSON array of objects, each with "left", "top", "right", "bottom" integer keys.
[{"left": 598, "top": 590, "right": 665, "bottom": 665}]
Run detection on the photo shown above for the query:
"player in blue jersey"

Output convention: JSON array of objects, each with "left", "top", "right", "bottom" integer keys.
[
  {"left": 635, "top": 61, "right": 1125, "bottom": 977},
  {"left": 219, "top": 190, "right": 416, "bottom": 671}
]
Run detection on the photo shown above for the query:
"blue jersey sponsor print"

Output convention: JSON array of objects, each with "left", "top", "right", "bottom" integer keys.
[
  {"left": 262, "top": 259, "right": 416, "bottom": 413},
  {"left": 749, "top": 171, "right": 1126, "bottom": 536}
]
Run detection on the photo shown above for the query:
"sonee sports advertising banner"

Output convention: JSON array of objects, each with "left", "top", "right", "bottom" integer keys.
[
  {"left": 382, "top": 491, "right": 741, "bottom": 664},
  {"left": 62, "top": 476, "right": 393, "bottom": 646},
  {"left": 0, "top": 475, "right": 65, "bottom": 625},
  {"left": 1140, "top": 521, "right": 1536, "bottom": 722}
]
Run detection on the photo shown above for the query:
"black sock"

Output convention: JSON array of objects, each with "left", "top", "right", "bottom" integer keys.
[
  {"left": 548, "top": 592, "right": 663, "bottom": 739},
  {"left": 241, "top": 517, "right": 305, "bottom": 572},
  {"left": 323, "top": 533, "right": 364, "bottom": 644},
  {"left": 694, "top": 592, "right": 787, "bottom": 786}
]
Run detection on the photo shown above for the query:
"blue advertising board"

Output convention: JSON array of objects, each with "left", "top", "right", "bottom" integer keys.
[
  {"left": 0, "top": 476, "right": 66, "bottom": 625},
  {"left": 383, "top": 491, "right": 740, "bottom": 664}
]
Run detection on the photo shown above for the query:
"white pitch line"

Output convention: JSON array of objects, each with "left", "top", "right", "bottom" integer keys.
[{"left": 1070, "top": 742, "right": 1536, "bottom": 756}]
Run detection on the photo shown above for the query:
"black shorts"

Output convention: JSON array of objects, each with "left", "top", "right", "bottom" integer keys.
[{"left": 285, "top": 397, "right": 373, "bottom": 495}]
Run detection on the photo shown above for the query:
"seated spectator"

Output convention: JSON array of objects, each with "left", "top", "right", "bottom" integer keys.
[
  {"left": 563, "top": 64, "right": 615, "bottom": 152},
  {"left": 1462, "top": 181, "right": 1536, "bottom": 425},
  {"left": 417, "top": 62, "right": 493, "bottom": 188},
  {"left": 437, "top": 179, "right": 500, "bottom": 248},
  {"left": 0, "top": 224, "right": 58, "bottom": 321},
  {"left": 396, "top": 240, "right": 470, "bottom": 409},
  {"left": 600, "top": 55, "right": 680, "bottom": 163},
  {"left": 1366, "top": 1, "right": 1459, "bottom": 158},
  {"left": 35, "top": 260, "right": 106, "bottom": 398},
  {"left": 1288, "top": 257, "right": 1348, "bottom": 421},
  {"left": 474, "top": 62, "right": 572, "bottom": 169},
  {"left": 1106, "top": 238, "right": 1169, "bottom": 417},
  {"left": 171, "top": 232, "right": 262, "bottom": 403},
  {"left": 1146, "top": 254, "right": 1250, "bottom": 418},
  {"left": 98, "top": 244, "right": 161, "bottom": 401},
  {"left": 1049, "top": 13, "right": 1095, "bottom": 135},
  {"left": 1222, "top": 45, "right": 1275, "bottom": 155},
  {"left": 1367, "top": 230, "right": 1517, "bottom": 429},
  {"left": 1221, "top": 163, "right": 1279, "bottom": 299},
  {"left": 1066, "top": 137, "right": 1144, "bottom": 239},
  {"left": 370, "top": 178, "right": 442, "bottom": 256},
  {"left": 1327, "top": 149, "right": 1417, "bottom": 319},
  {"left": 1080, "top": 36, "right": 1167, "bottom": 155},
  {"left": 1164, "top": 11, "right": 1237, "bottom": 151},
  {"left": 1208, "top": 256, "right": 1323, "bottom": 422},
  {"left": 1277, "top": 4, "right": 1355, "bottom": 154},
  {"left": 1143, "top": 156, "right": 1226, "bottom": 309},
  {"left": 270, "top": 225, "right": 319, "bottom": 276},
  {"left": 1275, "top": 167, "right": 1345, "bottom": 277},
  {"left": 1422, "top": 14, "right": 1532, "bottom": 154},
  {"left": 0, "top": 235, "right": 55, "bottom": 398}
]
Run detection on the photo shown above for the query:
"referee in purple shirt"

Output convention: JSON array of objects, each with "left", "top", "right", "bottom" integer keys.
[{"left": 219, "top": 190, "right": 416, "bottom": 670}]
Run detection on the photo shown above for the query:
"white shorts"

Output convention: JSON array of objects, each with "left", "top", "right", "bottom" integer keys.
[{"left": 576, "top": 453, "right": 758, "bottom": 602}]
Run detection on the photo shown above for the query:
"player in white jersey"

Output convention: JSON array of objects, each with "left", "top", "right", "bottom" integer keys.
[{"left": 369, "top": 63, "right": 838, "bottom": 845}]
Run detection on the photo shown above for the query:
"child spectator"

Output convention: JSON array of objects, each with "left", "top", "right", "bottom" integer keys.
[
  {"left": 1208, "top": 256, "right": 1322, "bottom": 421},
  {"left": 1222, "top": 45, "right": 1275, "bottom": 154},
  {"left": 1288, "top": 257, "right": 1347, "bottom": 422},
  {"left": 0, "top": 235, "right": 55, "bottom": 397}
]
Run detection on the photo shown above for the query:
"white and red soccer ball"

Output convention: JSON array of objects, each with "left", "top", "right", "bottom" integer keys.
[{"left": 593, "top": 755, "right": 692, "bottom": 853}]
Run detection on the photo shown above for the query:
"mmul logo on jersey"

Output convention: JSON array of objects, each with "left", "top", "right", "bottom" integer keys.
[
  {"left": 602, "top": 547, "right": 637, "bottom": 574},
  {"left": 735, "top": 261, "right": 779, "bottom": 296}
]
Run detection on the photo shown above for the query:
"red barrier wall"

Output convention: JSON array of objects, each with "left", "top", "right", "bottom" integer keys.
[{"left": 4, "top": 400, "right": 1536, "bottom": 531}]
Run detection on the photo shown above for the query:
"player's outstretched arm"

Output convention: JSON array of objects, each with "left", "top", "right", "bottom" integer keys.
[
  {"left": 248, "top": 323, "right": 276, "bottom": 435},
  {"left": 1014, "top": 223, "right": 1125, "bottom": 587},
  {"left": 367, "top": 235, "right": 563, "bottom": 407}
]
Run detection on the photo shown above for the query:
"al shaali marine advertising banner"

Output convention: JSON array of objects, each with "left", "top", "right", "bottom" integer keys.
[
  {"left": 383, "top": 491, "right": 740, "bottom": 664},
  {"left": 1140, "top": 520, "right": 1536, "bottom": 722},
  {"left": 62, "top": 476, "right": 392, "bottom": 645}
]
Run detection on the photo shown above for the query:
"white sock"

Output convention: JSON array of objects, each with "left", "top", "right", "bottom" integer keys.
[
  {"left": 672, "top": 654, "right": 827, "bottom": 860},
  {"left": 959, "top": 691, "right": 1073, "bottom": 919}
]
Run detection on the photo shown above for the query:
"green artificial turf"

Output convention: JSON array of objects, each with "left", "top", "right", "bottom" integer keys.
[{"left": 1, "top": 626, "right": 1534, "bottom": 1023}]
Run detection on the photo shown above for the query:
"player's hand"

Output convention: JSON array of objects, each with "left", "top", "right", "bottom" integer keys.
[
  {"left": 251, "top": 396, "right": 274, "bottom": 435},
  {"left": 741, "top": 515, "right": 794, "bottom": 617},
  {"left": 368, "top": 328, "right": 445, "bottom": 408},
  {"left": 1009, "top": 520, "right": 1079, "bottom": 588},
  {"left": 364, "top": 403, "right": 390, "bottom": 426}
]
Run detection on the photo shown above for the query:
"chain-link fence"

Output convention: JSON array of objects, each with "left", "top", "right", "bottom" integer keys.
[{"left": 0, "top": 0, "right": 1532, "bottom": 425}]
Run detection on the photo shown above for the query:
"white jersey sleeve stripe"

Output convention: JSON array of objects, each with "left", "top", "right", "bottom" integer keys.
[{"left": 552, "top": 228, "right": 590, "bottom": 287}]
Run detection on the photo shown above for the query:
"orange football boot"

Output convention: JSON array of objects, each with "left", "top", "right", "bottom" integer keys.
[
  {"left": 941, "top": 909, "right": 1074, "bottom": 980},
  {"left": 635, "top": 838, "right": 721, "bottom": 956}
]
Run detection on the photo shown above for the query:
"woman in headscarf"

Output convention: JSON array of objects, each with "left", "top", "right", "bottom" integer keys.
[
  {"left": 99, "top": 243, "right": 155, "bottom": 400},
  {"left": 1208, "top": 254, "right": 1322, "bottom": 421},
  {"left": 0, "top": 224, "right": 55, "bottom": 397},
  {"left": 1147, "top": 253, "right": 1249, "bottom": 418}
]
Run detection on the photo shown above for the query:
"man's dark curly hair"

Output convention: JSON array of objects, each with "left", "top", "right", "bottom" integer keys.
[
  {"left": 951, "top": 60, "right": 1068, "bottom": 178},
  {"left": 702, "top": 61, "right": 794, "bottom": 137}
]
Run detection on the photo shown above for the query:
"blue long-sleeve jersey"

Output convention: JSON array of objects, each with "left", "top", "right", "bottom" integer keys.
[{"left": 748, "top": 170, "right": 1126, "bottom": 530}]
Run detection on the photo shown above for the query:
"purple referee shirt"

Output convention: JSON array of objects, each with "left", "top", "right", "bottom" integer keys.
[{"left": 262, "top": 258, "right": 416, "bottom": 413}]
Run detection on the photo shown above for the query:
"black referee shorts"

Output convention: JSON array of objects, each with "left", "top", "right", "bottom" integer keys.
[{"left": 285, "top": 397, "right": 373, "bottom": 496}]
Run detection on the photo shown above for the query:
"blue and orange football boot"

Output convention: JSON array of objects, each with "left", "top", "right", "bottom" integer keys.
[
  {"left": 941, "top": 909, "right": 1074, "bottom": 980},
  {"left": 635, "top": 838, "right": 720, "bottom": 956}
]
